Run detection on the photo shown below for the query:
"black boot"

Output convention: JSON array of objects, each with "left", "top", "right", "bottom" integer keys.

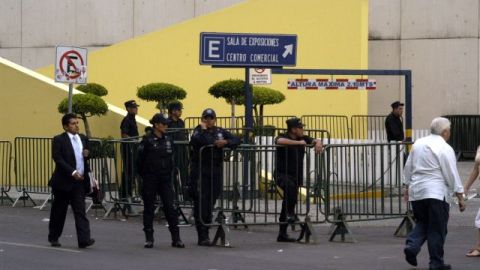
[
  {"left": 144, "top": 229, "right": 154, "bottom": 248},
  {"left": 170, "top": 227, "right": 185, "bottom": 248},
  {"left": 277, "top": 224, "right": 296, "bottom": 242},
  {"left": 196, "top": 225, "right": 211, "bottom": 246}
]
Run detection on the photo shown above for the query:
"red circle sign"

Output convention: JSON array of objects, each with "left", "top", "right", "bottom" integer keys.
[{"left": 59, "top": 50, "right": 84, "bottom": 80}]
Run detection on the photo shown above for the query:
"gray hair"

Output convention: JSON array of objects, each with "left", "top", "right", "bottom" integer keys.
[{"left": 430, "top": 117, "right": 451, "bottom": 135}]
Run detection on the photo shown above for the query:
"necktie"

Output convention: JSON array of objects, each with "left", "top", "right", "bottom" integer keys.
[{"left": 72, "top": 136, "right": 84, "bottom": 175}]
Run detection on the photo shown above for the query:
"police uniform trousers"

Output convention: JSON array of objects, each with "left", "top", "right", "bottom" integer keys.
[
  {"left": 192, "top": 164, "right": 223, "bottom": 238},
  {"left": 142, "top": 173, "right": 179, "bottom": 234},
  {"left": 275, "top": 174, "right": 299, "bottom": 227}
]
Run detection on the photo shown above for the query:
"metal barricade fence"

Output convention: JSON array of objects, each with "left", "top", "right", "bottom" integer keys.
[
  {"left": 443, "top": 115, "right": 480, "bottom": 159},
  {"left": 13, "top": 137, "right": 54, "bottom": 206},
  {"left": 196, "top": 143, "right": 325, "bottom": 245},
  {"left": 100, "top": 139, "right": 142, "bottom": 217},
  {"left": 350, "top": 115, "right": 388, "bottom": 142},
  {"left": 184, "top": 117, "right": 245, "bottom": 129},
  {"left": 185, "top": 116, "right": 296, "bottom": 134},
  {"left": 0, "top": 140, "right": 13, "bottom": 205},
  {"left": 301, "top": 115, "right": 350, "bottom": 141},
  {"left": 320, "top": 142, "right": 410, "bottom": 240}
]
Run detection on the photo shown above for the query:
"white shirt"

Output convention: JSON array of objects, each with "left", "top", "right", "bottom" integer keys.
[
  {"left": 403, "top": 134, "right": 464, "bottom": 203},
  {"left": 67, "top": 132, "right": 84, "bottom": 176}
]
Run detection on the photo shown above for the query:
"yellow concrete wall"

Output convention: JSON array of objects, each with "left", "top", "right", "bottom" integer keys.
[
  {"left": 37, "top": 0, "right": 369, "bottom": 125},
  {"left": 0, "top": 57, "right": 148, "bottom": 142}
]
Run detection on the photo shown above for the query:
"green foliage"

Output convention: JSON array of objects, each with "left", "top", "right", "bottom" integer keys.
[
  {"left": 58, "top": 94, "right": 108, "bottom": 116},
  {"left": 160, "top": 100, "right": 184, "bottom": 111},
  {"left": 208, "top": 79, "right": 245, "bottom": 104},
  {"left": 137, "top": 83, "right": 186, "bottom": 112},
  {"left": 77, "top": 83, "right": 108, "bottom": 97},
  {"left": 236, "top": 86, "right": 285, "bottom": 106}
]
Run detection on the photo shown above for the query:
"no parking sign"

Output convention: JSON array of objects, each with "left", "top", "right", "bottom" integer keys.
[{"left": 55, "top": 46, "right": 88, "bottom": 84}]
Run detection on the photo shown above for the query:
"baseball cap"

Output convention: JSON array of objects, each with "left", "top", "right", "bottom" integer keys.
[
  {"left": 202, "top": 108, "right": 216, "bottom": 119},
  {"left": 391, "top": 101, "right": 404, "bottom": 109},
  {"left": 286, "top": 118, "right": 304, "bottom": 129},
  {"left": 124, "top": 100, "right": 139, "bottom": 108},
  {"left": 149, "top": 113, "right": 169, "bottom": 125}
]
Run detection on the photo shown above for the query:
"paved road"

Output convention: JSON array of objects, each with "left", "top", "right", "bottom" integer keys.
[{"left": 1, "top": 161, "right": 480, "bottom": 270}]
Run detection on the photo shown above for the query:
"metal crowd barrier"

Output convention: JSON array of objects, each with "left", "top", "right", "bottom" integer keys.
[
  {"left": 13, "top": 137, "right": 53, "bottom": 207},
  {"left": 0, "top": 141, "right": 13, "bottom": 205},
  {"left": 350, "top": 115, "right": 388, "bottom": 142},
  {"left": 196, "top": 143, "right": 327, "bottom": 246},
  {"left": 301, "top": 115, "right": 350, "bottom": 141},
  {"left": 184, "top": 116, "right": 245, "bottom": 129},
  {"left": 194, "top": 141, "right": 411, "bottom": 246},
  {"left": 443, "top": 115, "right": 480, "bottom": 159},
  {"left": 321, "top": 142, "right": 411, "bottom": 241},
  {"left": 184, "top": 115, "right": 296, "bottom": 134}
]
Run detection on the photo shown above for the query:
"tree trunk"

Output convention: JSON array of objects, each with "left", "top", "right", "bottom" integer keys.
[
  {"left": 81, "top": 114, "right": 92, "bottom": 138},
  {"left": 259, "top": 105, "right": 264, "bottom": 126},
  {"left": 230, "top": 99, "right": 236, "bottom": 129},
  {"left": 253, "top": 105, "right": 259, "bottom": 126}
]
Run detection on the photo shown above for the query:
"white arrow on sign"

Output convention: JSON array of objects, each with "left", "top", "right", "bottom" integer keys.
[{"left": 282, "top": 44, "right": 293, "bottom": 58}]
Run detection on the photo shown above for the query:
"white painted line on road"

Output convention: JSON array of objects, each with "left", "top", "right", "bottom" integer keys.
[{"left": 0, "top": 241, "right": 82, "bottom": 253}]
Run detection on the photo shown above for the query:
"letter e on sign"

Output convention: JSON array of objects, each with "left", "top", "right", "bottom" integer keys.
[{"left": 202, "top": 37, "right": 225, "bottom": 62}]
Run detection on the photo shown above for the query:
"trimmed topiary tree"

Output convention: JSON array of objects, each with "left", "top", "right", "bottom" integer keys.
[
  {"left": 236, "top": 86, "right": 286, "bottom": 126},
  {"left": 58, "top": 94, "right": 109, "bottom": 138},
  {"left": 208, "top": 79, "right": 245, "bottom": 128},
  {"left": 137, "top": 83, "right": 187, "bottom": 114},
  {"left": 77, "top": 83, "right": 108, "bottom": 97}
]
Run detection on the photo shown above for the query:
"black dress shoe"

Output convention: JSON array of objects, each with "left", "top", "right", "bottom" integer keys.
[
  {"left": 277, "top": 234, "right": 296, "bottom": 242},
  {"left": 198, "top": 239, "right": 212, "bottom": 246},
  {"left": 404, "top": 247, "right": 417, "bottom": 266},
  {"left": 172, "top": 240, "right": 185, "bottom": 248},
  {"left": 430, "top": 264, "right": 451, "bottom": 270},
  {"left": 49, "top": 240, "right": 61, "bottom": 247},
  {"left": 78, "top": 238, "right": 95, "bottom": 248}
]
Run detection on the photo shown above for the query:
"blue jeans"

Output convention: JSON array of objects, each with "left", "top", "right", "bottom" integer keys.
[{"left": 406, "top": 198, "right": 449, "bottom": 268}]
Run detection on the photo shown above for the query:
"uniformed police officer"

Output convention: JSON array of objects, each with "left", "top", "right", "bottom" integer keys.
[
  {"left": 189, "top": 108, "right": 241, "bottom": 246},
  {"left": 275, "top": 118, "right": 323, "bottom": 242},
  {"left": 166, "top": 102, "right": 189, "bottom": 201},
  {"left": 385, "top": 101, "right": 405, "bottom": 142},
  {"left": 167, "top": 102, "right": 186, "bottom": 141},
  {"left": 137, "top": 114, "right": 184, "bottom": 249},
  {"left": 119, "top": 100, "right": 139, "bottom": 201},
  {"left": 120, "top": 100, "right": 139, "bottom": 138}
]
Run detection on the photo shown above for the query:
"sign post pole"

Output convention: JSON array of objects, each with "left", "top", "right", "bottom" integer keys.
[
  {"left": 244, "top": 68, "right": 253, "bottom": 142},
  {"left": 68, "top": 83, "right": 74, "bottom": 113},
  {"left": 55, "top": 46, "right": 88, "bottom": 114}
]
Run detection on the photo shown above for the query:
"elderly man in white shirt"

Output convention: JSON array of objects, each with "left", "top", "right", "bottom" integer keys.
[{"left": 403, "top": 117, "right": 466, "bottom": 270}]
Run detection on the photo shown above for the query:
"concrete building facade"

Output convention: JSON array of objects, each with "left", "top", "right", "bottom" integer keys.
[
  {"left": 0, "top": 0, "right": 244, "bottom": 69},
  {"left": 369, "top": 0, "right": 480, "bottom": 128},
  {"left": 1, "top": 0, "right": 479, "bottom": 129}
]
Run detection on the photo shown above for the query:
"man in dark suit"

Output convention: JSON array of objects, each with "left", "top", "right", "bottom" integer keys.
[{"left": 48, "top": 113, "right": 95, "bottom": 248}]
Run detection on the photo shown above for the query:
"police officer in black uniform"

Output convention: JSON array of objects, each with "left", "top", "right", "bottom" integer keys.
[
  {"left": 275, "top": 118, "right": 323, "bottom": 242},
  {"left": 137, "top": 114, "right": 184, "bottom": 249},
  {"left": 167, "top": 102, "right": 186, "bottom": 141},
  {"left": 167, "top": 102, "right": 189, "bottom": 202},
  {"left": 385, "top": 101, "right": 405, "bottom": 142},
  {"left": 120, "top": 100, "right": 139, "bottom": 138},
  {"left": 189, "top": 108, "right": 241, "bottom": 246},
  {"left": 119, "top": 100, "right": 140, "bottom": 201}
]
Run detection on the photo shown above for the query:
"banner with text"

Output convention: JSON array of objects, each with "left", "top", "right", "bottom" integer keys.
[{"left": 287, "top": 78, "right": 376, "bottom": 90}]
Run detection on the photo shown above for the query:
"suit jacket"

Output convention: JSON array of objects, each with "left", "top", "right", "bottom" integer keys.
[{"left": 50, "top": 132, "right": 91, "bottom": 193}]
